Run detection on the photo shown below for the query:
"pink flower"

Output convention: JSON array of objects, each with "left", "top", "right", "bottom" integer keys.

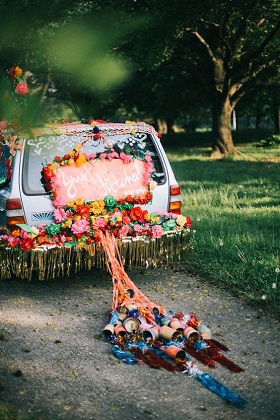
[
  {"left": 133, "top": 224, "right": 142, "bottom": 233},
  {"left": 99, "top": 153, "right": 107, "bottom": 160},
  {"left": 15, "top": 82, "right": 29, "bottom": 95},
  {"left": 145, "top": 155, "right": 152, "bottom": 162},
  {"left": 107, "top": 152, "right": 119, "bottom": 160},
  {"left": 20, "top": 230, "right": 28, "bottom": 239},
  {"left": 120, "top": 152, "right": 132, "bottom": 164},
  {"left": 54, "top": 208, "right": 67, "bottom": 223},
  {"left": 118, "top": 225, "right": 130, "bottom": 238},
  {"left": 71, "top": 218, "right": 89, "bottom": 234},
  {"left": 146, "top": 162, "right": 153, "bottom": 172},
  {"left": 60, "top": 235, "right": 67, "bottom": 243},
  {"left": 7, "top": 237, "right": 19, "bottom": 247},
  {"left": 84, "top": 153, "right": 96, "bottom": 160},
  {"left": 151, "top": 225, "right": 164, "bottom": 239},
  {"left": 96, "top": 218, "right": 107, "bottom": 228},
  {"left": 52, "top": 196, "right": 68, "bottom": 208},
  {"left": 157, "top": 211, "right": 170, "bottom": 217}
]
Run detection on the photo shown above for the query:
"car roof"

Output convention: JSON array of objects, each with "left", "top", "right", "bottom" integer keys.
[{"left": 27, "top": 121, "right": 157, "bottom": 138}]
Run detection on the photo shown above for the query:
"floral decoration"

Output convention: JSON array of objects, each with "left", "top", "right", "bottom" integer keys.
[
  {"left": 7, "top": 65, "right": 29, "bottom": 96},
  {"left": 0, "top": 120, "right": 192, "bottom": 253}
]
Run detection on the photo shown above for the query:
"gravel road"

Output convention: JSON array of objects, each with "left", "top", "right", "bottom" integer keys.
[{"left": 0, "top": 266, "right": 279, "bottom": 420}]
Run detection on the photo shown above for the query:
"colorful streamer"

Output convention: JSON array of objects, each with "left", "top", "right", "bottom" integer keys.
[{"left": 101, "top": 231, "right": 246, "bottom": 408}]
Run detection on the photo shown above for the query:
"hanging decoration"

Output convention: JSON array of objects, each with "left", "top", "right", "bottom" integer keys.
[{"left": 101, "top": 231, "right": 246, "bottom": 408}]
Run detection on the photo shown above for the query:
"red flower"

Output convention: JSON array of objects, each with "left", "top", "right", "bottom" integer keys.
[
  {"left": 19, "top": 238, "right": 34, "bottom": 252},
  {"left": 126, "top": 195, "right": 134, "bottom": 203},
  {"left": 129, "top": 206, "right": 144, "bottom": 222},
  {"left": 93, "top": 232, "right": 102, "bottom": 243},
  {"left": 122, "top": 215, "right": 131, "bottom": 224},
  {"left": 42, "top": 167, "right": 53, "bottom": 180},
  {"left": 54, "top": 156, "right": 61, "bottom": 163},
  {"left": 76, "top": 204, "right": 90, "bottom": 218},
  {"left": 185, "top": 217, "right": 192, "bottom": 227}
]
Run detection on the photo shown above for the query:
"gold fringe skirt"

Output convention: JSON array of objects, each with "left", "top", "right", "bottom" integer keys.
[{"left": 0, "top": 231, "right": 191, "bottom": 280}]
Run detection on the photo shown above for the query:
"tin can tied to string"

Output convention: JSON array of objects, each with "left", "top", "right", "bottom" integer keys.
[
  {"left": 183, "top": 326, "right": 201, "bottom": 343},
  {"left": 197, "top": 324, "right": 212, "bottom": 339},
  {"left": 165, "top": 345, "right": 187, "bottom": 361},
  {"left": 116, "top": 306, "right": 129, "bottom": 320},
  {"left": 159, "top": 325, "right": 182, "bottom": 341},
  {"left": 123, "top": 317, "right": 141, "bottom": 333}
]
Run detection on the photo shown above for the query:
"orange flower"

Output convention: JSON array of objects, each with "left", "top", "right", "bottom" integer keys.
[{"left": 9, "top": 66, "right": 22, "bottom": 79}]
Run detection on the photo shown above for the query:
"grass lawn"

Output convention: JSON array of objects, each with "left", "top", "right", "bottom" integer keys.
[{"left": 162, "top": 129, "right": 280, "bottom": 317}]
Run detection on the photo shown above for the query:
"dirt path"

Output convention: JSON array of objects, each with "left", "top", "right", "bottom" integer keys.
[{"left": 0, "top": 267, "right": 279, "bottom": 420}]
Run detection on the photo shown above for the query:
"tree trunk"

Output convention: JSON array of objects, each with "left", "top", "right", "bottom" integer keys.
[
  {"left": 166, "top": 117, "right": 175, "bottom": 138},
  {"left": 211, "top": 94, "right": 240, "bottom": 156},
  {"left": 273, "top": 101, "right": 280, "bottom": 134}
]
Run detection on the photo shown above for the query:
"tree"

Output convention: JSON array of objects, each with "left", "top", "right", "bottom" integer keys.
[
  {"left": 0, "top": 1, "right": 130, "bottom": 126},
  {"left": 109, "top": 0, "right": 280, "bottom": 155}
]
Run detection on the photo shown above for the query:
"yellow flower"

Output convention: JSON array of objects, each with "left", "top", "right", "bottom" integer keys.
[
  {"left": 62, "top": 218, "right": 73, "bottom": 227},
  {"left": 69, "top": 150, "right": 75, "bottom": 157},
  {"left": 75, "top": 198, "right": 84, "bottom": 206},
  {"left": 77, "top": 241, "right": 86, "bottom": 249},
  {"left": 67, "top": 201, "right": 75, "bottom": 208},
  {"left": 75, "top": 154, "right": 87, "bottom": 167},
  {"left": 151, "top": 216, "right": 159, "bottom": 223},
  {"left": 176, "top": 215, "right": 186, "bottom": 227},
  {"left": 48, "top": 163, "right": 56, "bottom": 171},
  {"left": 74, "top": 144, "right": 82, "bottom": 152},
  {"left": 90, "top": 200, "right": 105, "bottom": 215},
  {"left": 144, "top": 213, "right": 150, "bottom": 222}
]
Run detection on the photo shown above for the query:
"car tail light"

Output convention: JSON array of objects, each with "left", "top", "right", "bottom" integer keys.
[
  {"left": 168, "top": 184, "right": 182, "bottom": 214},
  {"left": 6, "top": 198, "right": 25, "bottom": 230}
]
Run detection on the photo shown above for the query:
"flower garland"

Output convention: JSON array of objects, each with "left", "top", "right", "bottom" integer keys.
[{"left": 0, "top": 128, "right": 192, "bottom": 253}]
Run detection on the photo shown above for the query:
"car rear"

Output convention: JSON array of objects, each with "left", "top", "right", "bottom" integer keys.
[{"left": 0, "top": 122, "right": 182, "bottom": 229}]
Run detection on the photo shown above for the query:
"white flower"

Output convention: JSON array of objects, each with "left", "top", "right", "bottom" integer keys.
[
  {"left": 275, "top": 267, "right": 280, "bottom": 273},
  {"left": 196, "top": 218, "right": 201, "bottom": 222},
  {"left": 272, "top": 283, "right": 277, "bottom": 289},
  {"left": 149, "top": 180, "right": 157, "bottom": 191},
  {"left": 219, "top": 240, "right": 224, "bottom": 246},
  {"left": 261, "top": 295, "right": 267, "bottom": 300}
]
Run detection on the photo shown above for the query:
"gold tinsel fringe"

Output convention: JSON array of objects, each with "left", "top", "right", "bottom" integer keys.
[{"left": 0, "top": 231, "right": 190, "bottom": 280}]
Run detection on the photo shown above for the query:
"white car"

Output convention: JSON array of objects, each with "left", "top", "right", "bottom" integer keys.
[
  {"left": 0, "top": 121, "right": 182, "bottom": 228},
  {"left": 0, "top": 120, "right": 188, "bottom": 280}
]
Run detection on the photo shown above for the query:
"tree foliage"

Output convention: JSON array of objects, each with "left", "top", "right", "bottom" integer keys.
[{"left": 107, "top": 0, "right": 280, "bottom": 154}]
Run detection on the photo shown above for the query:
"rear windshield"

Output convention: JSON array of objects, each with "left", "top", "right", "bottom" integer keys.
[{"left": 22, "top": 132, "right": 166, "bottom": 195}]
